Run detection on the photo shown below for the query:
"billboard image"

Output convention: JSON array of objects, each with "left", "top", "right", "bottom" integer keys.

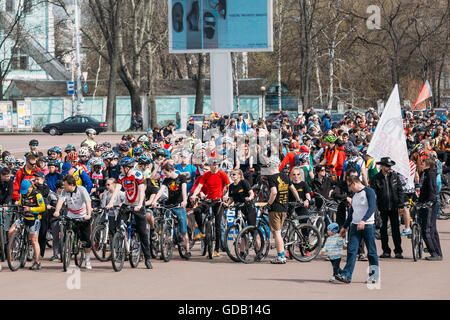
[{"left": 169, "top": 0, "right": 273, "bottom": 53}]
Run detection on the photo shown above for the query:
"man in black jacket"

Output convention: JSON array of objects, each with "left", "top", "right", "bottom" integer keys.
[
  {"left": 0, "top": 167, "right": 13, "bottom": 205},
  {"left": 370, "top": 157, "right": 404, "bottom": 259},
  {"left": 419, "top": 158, "right": 442, "bottom": 260}
]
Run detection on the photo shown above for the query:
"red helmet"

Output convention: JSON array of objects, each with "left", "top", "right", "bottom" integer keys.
[{"left": 67, "top": 151, "right": 79, "bottom": 162}]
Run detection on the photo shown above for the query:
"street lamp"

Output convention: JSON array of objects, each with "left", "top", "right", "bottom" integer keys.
[{"left": 260, "top": 86, "right": 266, "bottom": 119}]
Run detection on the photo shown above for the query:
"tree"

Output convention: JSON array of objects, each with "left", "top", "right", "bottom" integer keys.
[{"left": 194, "top": 53, "right": 206, "bottom": 114}]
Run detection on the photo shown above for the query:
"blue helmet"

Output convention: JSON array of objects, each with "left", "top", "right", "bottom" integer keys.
[
  {"left": 119, "top": 157, "right": 136, "bottom": 167},
  {"left": 20, "top": 179, "right": 33, "bottom": 195},
  {"left": 133, "top": 146, "right": 144, "bottom": 157}
]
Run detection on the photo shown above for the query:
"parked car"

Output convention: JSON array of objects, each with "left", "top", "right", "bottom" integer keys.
[
  {"left": 266, "top": 111, "right": 294, "bottom": 124},
  {"left": 186, "top": 114, "right": 208, "bottom": 132},
  {"left": 43, "top": 115, "right": 108, "bottom": 136}
]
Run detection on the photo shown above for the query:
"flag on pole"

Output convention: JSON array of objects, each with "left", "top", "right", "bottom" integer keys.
[
  {"left": 367, "top": 85, "right": 414, "bottom": 188},
  {"left": 413, "top": 80, "right": 432, "bottom": 110}
]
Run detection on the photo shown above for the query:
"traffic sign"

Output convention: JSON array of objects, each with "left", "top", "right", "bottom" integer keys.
[{"left": 67, "top": 81, "right": 75, "bottom": 95}]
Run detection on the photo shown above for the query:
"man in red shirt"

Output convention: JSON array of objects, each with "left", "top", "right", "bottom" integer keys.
[
  {"left": 13, "top": 154, "right": 40, "bottom": 202},
  {"left": 279, "top": 141, "right": 309, "bottom": 174},
  {"left": 191, "top": 158, "right": 230, "bottom": 257}
]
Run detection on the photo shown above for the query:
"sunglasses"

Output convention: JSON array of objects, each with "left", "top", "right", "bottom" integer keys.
[{"left": 28, "top": 162, "right": 37, "bottom": 166}]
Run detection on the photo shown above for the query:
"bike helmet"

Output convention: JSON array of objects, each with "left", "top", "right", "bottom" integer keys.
[
  {"left": 133, "top": 146, "right": 144, "bottom": 157},
  {"left": 53, "top": 146, "right": 62, "bottom": 154},
  {"left": 67, "top": 151, "right": 79, "bottom": 162},
  {"left": 64, "top": 144, "right": 76, "bottom": 153},
  {"left": 267, "top": 156, "right": 281, "bottom": 168},
  {"left": 155, "top": 149, "right": 167, "bottom": 158},
  {"left": 324, "top": 135, "right": 337, "bottom": 144},
  {"left": 86, "top": 128, "right": 97, "bottom": 135},
  {"left": 29, "top": 139, "right": 39, "bottom": 146},
  {"left": 302, "top": 134, "right": 312, "bottom": 142},
  {"left": 281, "top": 138, "right": 290, "bottom": 146},
  {"left": 47, "top": 159, "right": 59, "bottom": 167},
  {"left": 78, "top": 146, "right": 90, "bottom": 157},
  {"left": 89, "top": 157, "right": 103, "bottom": 166},
  {"left": 137, "top": 134, "right": 149, "bottom": 143},
  {"left": 138, "top": 155, "right": 151, "bottom": 165},
  {"left": 4, "top": 155, "right": 15, "bottom": 164},
  {"left": 150, "top": 143, "right": 160, "bottom": 151},
  {"left": 24, "top": 151, "right": 39, "bottom": 158},
  {"left": 101, "top": 150, "right": 115, "bottom": 160},
  {"left": 118, "top": 141, "right": 130, "bottom": 152},
  {"left": 118, "top": 157, "right": 136, "bottom": 167},
  {"left": 142, "top": 141, "right": 152, "bottom": 150},
  {"left": 38, "top": 156, "right": 48, "bottom": 163},
  {"left": 102, "top": 141, "right": 112, "bottom": 149},
  {"left": 298, "top": 152, "right": 309, "bottom": 163},
  {"left": 15, "top": 159, "right": 25, "bottom": 167},
  {"left": 47, "top": 148, "right": 57, "bottom": 156},
  {"left": 94, "top": 144, "right": 106, "bottom": 153}
]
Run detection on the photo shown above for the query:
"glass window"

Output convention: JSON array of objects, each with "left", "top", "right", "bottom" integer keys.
[
  {"left": 11, "top": 47, "right": 29, "bottom": 70},
  {"left": 6, "top": 0, "right": 14, "bottom": 12}
]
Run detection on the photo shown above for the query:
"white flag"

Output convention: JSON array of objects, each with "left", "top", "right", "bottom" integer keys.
[{"left": 367, "top": 85, "right": 413, "bottom": 188}]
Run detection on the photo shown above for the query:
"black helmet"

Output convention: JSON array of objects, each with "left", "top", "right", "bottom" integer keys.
[
  {"left": 38, "top": 156, "right": 48, "bottom": 163},
  {"left": 102, "top": 141, "right": 111, "bottom": 149},
  {"left": 29, "top": 139, "right": 39, "bottom": 146},
  {"left": 48, "top": 159, "right": 59, "bottom": 167}
]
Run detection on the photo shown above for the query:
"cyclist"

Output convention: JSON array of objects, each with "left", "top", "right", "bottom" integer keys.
[
  {"left": 150, "top": 162, "right": 191, "bottom": 259},
  {"left": 0, "top": 167, "right": 13, "bottom": 206},
  {"left": 89, "top": 157, "right": 106, "bottom": 197},
  {"left": 105, "top": 157, "right": 153, "bottom": 269},
  {"left": 102, "top": 151, "right": 121, "bottom": 180},
  {"left": 45, "top": 160, "right": 62, "bottom": 192},
  {"left": 66, "top": 151, "right": 93, "bottom": 193},
  {"left": 190, "top": 158, "right": 230, "bottom": 257},
  {"left": 9, "top": 179, "right": 46, "bottom": 270},
  {"left": 81, "top": 128, "right": 98, "bottom": 150},
  {"left": 47, "top": 148, "right": 63, "bottom": 172},
  {"left": 13, "top": 154, "right": 41, "bottom": 203},
  {"left": 37, "top": 156, "right": 49, "bottom": 176},
  {"left": 100, "top": 178, "right": 125, "bottom": 235},
  {"left": 174, "top": 151, "right": 197, "bottom": 194},
  {"left": 77, "top": 147, "right": 91, "bottom": 171},
  {"left": 53, "top": 175, "right": 93, "bottom": 269}
]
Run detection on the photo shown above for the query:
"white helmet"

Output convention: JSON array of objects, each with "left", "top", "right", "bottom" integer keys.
[
  {"left": 219, "top": 159, "right": 234, "bottom": 172},
  {"left": 86, "top": 128, "right": 97, "bottom": 135},
  {"left": 137, "top": 134, "right": 149, "bottom": 143},
  {"left": 78, "top": 146, "right": 90, "bottom": 157},
  {"left": 89, "top": 157, "right": 103, "bottom": 166},
  {"left": 4, "top": 155, "right": 16, "bottom": 164}
]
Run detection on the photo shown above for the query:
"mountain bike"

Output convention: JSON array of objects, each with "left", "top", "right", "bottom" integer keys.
[
  {"left": 91, "top": 208, "right": 113, "bottom": 262},
  {"left": 199, "top": 199, "right": 223, "bottom": 259},
  {"left": 111, "top": 205, "right": 142, "bottom": 272},
  {"left": 61, "top": 216, "right": 89, "bottom": 271},
  {"left": 6, "top": 210, "right": 38, "bottom": 271},
  {"left": 409, "top": 201, "right": 430, "bottom": 262},
  {"left": 148, "top": 206, "right": 163, "bottom": 259},
  {"left": 158, "top": 204, "right": 191, "bottom": 262},
  {"left": 309, "top": 193, "right": 337, "bottom": 246},
  {"left": 224, "top": 202, "right": 250, "bottom": 262},
  {"left": 0, "top": 206, "right": 16, "bottom": 262}
]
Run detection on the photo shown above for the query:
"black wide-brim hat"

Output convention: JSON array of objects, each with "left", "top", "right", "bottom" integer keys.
[{"left": 377, "top": 157, "right": 396, "bottom": 167}]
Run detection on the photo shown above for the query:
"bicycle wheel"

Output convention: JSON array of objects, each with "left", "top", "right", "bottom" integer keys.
[
  {"left": 6, "top": 232, "right": 23, "bottom": 271},
  {"left": 0, "top": 226, "right": 5, "bottom": 262},
  {"left": 160, "top": 222, "right": 174, "bottom": 262},
  {"left": 150, "top": 218, "right": 161, "bottom": 259},
  {"left": 74, "top": 240, "right": 85, "bottom": 267},
  {"left": 234, "top": 226, "right": 265, "bottom": 264},
  {"left": 26, "top": 242, "right": 33, "bottom": 262},
  {"left": 111, "top": 232, "right": 125, "bottom": 272},
  {"left": 177, "top": 235, "right": 189, "bottom": 260},
  {"left": 46, "top": 229, "right": 53, "bottom": 248},
  {"left": 206, "top": 221, "right": 214, "bottom": 259},
  {"left": 258, "top": 221, "right": 271, "bottom": 261},
  {"left": 63, "top": 231, "right": 73, "bottom": 272},
  {"left": 289, "top": 224, "right": 322, "bottom": 262},
  {"left": 411, "top": 223, "right": 419, "bottom": 262},
  {"left": 92, "top": 224, "right": 112, "bottom": 262},
  {"left": 129, "top": 232, "right": 141, "bottom": 268},
  {"left": 224, "top": 224, "right": 241, "bottom": 262}
]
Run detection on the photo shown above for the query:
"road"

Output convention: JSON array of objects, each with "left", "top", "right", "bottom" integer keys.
[{"left": 1, "top": 219, "right": 449, "bottom": 300}]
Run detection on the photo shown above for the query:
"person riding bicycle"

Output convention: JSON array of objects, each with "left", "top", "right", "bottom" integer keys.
[
  {"left": 53, "top": 175, "right": 93, "bottom": 269},
  {"left": 9, "top": 179, "right": 46, "bottom": 270},
  {"left": 66, "top": 151, "right": 93, "bottom": 193},
  {"left": 150, "top": 162, "right": 191, "bottom": 259},
  {"left": 13, "top": 154, "right": 41, "bottom": 202},
  {"left": 81, "top": 128, "right": 98, "bottom": 150},
  {"left": 105, "top": 157, "right": 153, "bottom": 269},
  {"left": 102, "top": 151, "right": 121, "bottom": 180},
  {"left": 89, "top": 157, "right": 106, "bottom": 198},
  {"left": 45, "top": 160, "right": 62, "bottom": 193},
  {"left": 190, "top": 157, "right": 230, "bottom": 257}
]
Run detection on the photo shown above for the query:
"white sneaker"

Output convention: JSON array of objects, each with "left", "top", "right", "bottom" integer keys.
[
  {"left": 270, "top": 256, "right": 287, "bottom": 264},
  {"left": 329, "top": 276, "right": 336, "bottom": 283},
  {"left": 86, "top": 260, "right": 92, "bottom": 270}
]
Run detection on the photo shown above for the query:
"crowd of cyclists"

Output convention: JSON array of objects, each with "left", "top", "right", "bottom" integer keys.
[{"left": 0, "top": 105, "right": 449, "bottom": 274}]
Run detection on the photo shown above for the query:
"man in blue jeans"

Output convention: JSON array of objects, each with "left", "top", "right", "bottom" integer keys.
[{"left": 336, "top": 175, "right": 379, "bottom": 284}]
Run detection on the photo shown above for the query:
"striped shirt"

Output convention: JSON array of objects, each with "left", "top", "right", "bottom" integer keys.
[{"left": 322, "top": 235, "right": 345, "bottom": 259}]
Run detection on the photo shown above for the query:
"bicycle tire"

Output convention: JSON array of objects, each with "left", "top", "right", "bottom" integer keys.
[
  {"left": 92, "top": 224, "right": 112, "bottom": 262},
  {"left": 411, "top": 223, "right": 419, "bottom": 262},
  {"left": 224, "top": 224, "right": 241, "bottom": 262},
  {"left": 258, "top": 221, "right": 271, "bottom": 261},
  {"left": 6, "top": 232, "right": 22, "bottom": 271},
  {"left": 289, "top": 224, "right": 322, "bottom": 262},
  {"left": 150, "top": 218, "right": 162, "bottom": 259},
  {"left": 207, "top": 221, "right": 214, "bottom": 259},
  {"left": 234, "top": 226, "right": 265, "bottom": 264},
  {"left": 0, "top": 226, "right": 5, "bottom": 262},
  {"left": 63, "top": 231, "right": 73, "bottom": 272},
  {"left": 177, "top": 240, "right": 189, "bottom": 259},
  {"left": 160, "top": 222, "right": 174, "bottom": 262},
  {"left": 26, "top": 242, "right": 33, "bottom": 262},
  {"left": 111, "top": 232, "right": 125, "bottom": 272},
  {"left": 129, "top": 232, "right": 141, "bottom": 268},
  {"left": 21, "top": 239, "right": 30, "bottom": 267},
  {"left": 75, "top": 248, "right": 85, "bottom": 268}
]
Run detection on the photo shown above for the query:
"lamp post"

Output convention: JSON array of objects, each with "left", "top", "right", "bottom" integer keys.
[{"left": 260, "top": 86, "right": 266, "bottom": 120}]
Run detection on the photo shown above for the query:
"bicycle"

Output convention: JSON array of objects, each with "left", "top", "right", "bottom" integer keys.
[
  {"left": 309, "top": 193, "right": 338, "bottom": 246},
  {"left": 111, "top": 205, "right": 142, "bottom": 272},
  {"left": 199, "top": 199, "right": 223, "bottom": 259},
  {"left": 438, "top": 187, "right": 450, "bottom": 219},
  {"left": 223, "top": 202, "right": 250, "bottom": 262},
  {"left": 148, "top": 206, "right": 163, "bottom": 259},
  {"left": 6, "top": 210, "right": 38, "bottom": 271},
  {"left": 91, "top": 208, "right": 113, "bottom": 262},
  {"left": 408, "top": 200, "right": 430, "bottom": 262},
  {"left": 234, "top": 203, "right": 322, "bottom": 263},
  {"left": 0, "top": 206, "right": 16, "bottom": 262},
  {"left": 61, "top": 215, "right": 89, "bottom": 271},
  {"left": 158, "top": 203, "right": 191, "bottom": 262}
]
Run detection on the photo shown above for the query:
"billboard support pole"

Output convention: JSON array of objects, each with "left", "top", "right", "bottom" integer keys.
[{"left": 210, "top": 52, "right": 234, "bottom": 116}]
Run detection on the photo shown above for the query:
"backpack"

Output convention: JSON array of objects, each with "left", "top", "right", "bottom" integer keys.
[
  {"left": 293, "top": 152, "right": 302, "bottom": 167},
  {"left": 346, "top": 158, "right": 360, "bottom": 175}
]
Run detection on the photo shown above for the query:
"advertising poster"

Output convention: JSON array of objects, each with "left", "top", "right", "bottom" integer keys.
[
  {"left": 17, "top": 100, "right": 32, "bottom": 130},
  {"left": 169, "top": 0, "right": 273, "bottom": 52},
  {"left": 0, "top": 101, "right": 13, "bottom": 130}
]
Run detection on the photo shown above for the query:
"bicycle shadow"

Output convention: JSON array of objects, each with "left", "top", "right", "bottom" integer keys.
[{"left": 250, "top": 278, "right": 364, "bottom": 284}]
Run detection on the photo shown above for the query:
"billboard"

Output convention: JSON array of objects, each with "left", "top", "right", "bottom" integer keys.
[
  {"left": 17, "top": 100, "right": 32, "bottom": 130},
  {"left": 0, "top": 101, "right": 13, "bottom": 130},
  {"left": 169, "top": 0, "right": 273, "bottom": 53}
]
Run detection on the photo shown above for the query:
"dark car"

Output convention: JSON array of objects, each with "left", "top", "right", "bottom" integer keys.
[
  {"left": 266, "top": 111, "right": 294, "bottom": 124},
  {"left": 43, "top": 115, "right": 108, "bottom": 136},
  {"left": 229, "top": 112, "right": 254, "bottom": 123}
]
